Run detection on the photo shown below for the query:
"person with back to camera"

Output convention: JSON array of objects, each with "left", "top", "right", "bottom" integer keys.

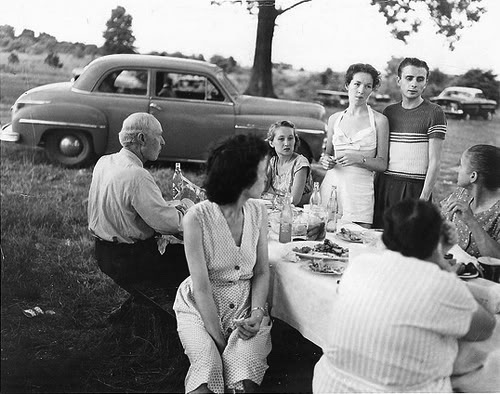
[
  {"left": 88, "top": 113, "right": 189, "bottom": 314},
  {"left": 441, "top": 144, "right": 500, "bottom": 279},
  {"left": 263, "top": 120, "right": 314, "bottom": 207},
  {"left": 319, "top": 63, "right": 389, "bottom": 228},
  {"left": 313, "top": 199, "right": 495, "bottom": 393},
  {"left": 373, "top": 57, "right": 447, "bottom": 228},
  {"left": 173, "top": 134, "right": 272, "bottom": 394}
]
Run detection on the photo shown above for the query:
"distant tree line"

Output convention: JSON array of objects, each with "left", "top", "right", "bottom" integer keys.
[
  {"left": 0, "top": 24, "right": 100, "bottom": 58},
  {"left": 1, "top": 1, "right": 498, "bottom": 105}
]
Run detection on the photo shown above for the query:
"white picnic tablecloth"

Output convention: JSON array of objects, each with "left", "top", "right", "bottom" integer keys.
[{"left": 267, "top": 223, "right": 500, "bottom": 392}]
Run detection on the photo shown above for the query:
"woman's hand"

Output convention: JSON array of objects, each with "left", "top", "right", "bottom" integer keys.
[
  {"left": 336, "top": 153, "right": 364, "bottom": 167},
  {"left": 445, "top": 199, "right": 474, "bottom": 224},
  {"left": 320, "top": 154, "right": 336, "bottom": 170},
  {"left": 234, "top": 311, "right": 263, "bottom": 340}
]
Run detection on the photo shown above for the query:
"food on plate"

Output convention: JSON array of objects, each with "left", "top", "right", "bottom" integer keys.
[
  {"left": 308, "top": 260, "right": 346, "bottom": 275},
  {"left": 455, "top": 262, "right": 478, "bottom": 277},
  {"left": 338, "top": 227, "right": 364, "bottom": 243},
  {"left": 293, "top": 239, "right": 348, "bottom": 258}
]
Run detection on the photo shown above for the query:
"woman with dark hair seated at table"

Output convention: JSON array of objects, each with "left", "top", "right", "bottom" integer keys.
[
  {"left": 441, "top": 144, "right": 500, "bottom": 265},
  {"left": 174, "top": 134, "right": 272, "bottom": 394},
  {"left": 313, "top": 199, "right": 495, "bottom": 393}
]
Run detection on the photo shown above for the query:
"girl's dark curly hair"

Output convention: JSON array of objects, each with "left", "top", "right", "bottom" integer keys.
[
  {"left": 204, "top": 134, "right": 269, "bottom": 205},
  {"left": 382, "top": 199, "right": 443, "bottom": 260}
]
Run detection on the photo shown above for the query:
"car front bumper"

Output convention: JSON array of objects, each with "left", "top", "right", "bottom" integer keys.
[{"left": 0, "top": 123, "right": 20, "bottom": 142}]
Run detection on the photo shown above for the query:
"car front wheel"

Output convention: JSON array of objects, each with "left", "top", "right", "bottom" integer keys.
[{"left": 45, "top": 131, "right": 94, "bottom": 167}]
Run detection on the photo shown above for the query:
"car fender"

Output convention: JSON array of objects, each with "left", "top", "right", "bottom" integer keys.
[{"left": 13, "top": 103, "right": 108, "bottom": 154}]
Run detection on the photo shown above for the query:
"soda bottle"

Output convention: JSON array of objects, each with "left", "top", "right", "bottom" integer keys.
[
  {"left": 172, "top": 162, "right": 184, "bottom": 200},
  {"left": 326, "top": 185, "right": 338, "bottom": 233},
  {"left": 309, "top": 182, "right": 322, "bottom": 207},
  {"left": 279, "top": 192, "right": 293, "bottom": 243}
]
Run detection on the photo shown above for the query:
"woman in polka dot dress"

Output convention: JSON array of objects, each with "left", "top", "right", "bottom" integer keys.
[
  {"left": 174, "top": 134, "right": 272, "bottom": 394},
  {"left": 441, "top": 145, "right": 500, "bottom": 270}
]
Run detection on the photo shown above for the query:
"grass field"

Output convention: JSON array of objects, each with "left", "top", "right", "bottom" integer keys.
[{"left": 1, "top": 52, "right": 500, "bottom": 392}]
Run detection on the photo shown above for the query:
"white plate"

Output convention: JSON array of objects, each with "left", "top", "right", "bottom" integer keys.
[
  {"left": 458, "top": 272, "right": 479, "bottom": 280},
  {"left": 295, "top": 251, "right": 349, "bottom": 261},
  {"left": 301, "top": 262, "right": 346, "bottom": 275}
]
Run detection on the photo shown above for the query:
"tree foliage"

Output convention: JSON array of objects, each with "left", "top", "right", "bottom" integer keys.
[
  {"left": 371, "top": 0, "right": 486, "bottom": 50},
  {"left": 0, "top": 24, "right": 99, "bottom": 57},
  {"left": 454, "top": 69, "right": 500, "bottom": 103},
  {"left": 210, "top": 54, "right": 238, "bottom": 73},
  {"left": 102, "top": 6, "right": 136, "bottom": 55},
  {"left": 214, "top": 0, "right": 486, "bottom": 97}
]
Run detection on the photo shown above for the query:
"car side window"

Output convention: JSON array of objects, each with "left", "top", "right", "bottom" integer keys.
[
  {"left": 155, "top": 72, "right": 225, "bottom": 102},
  {"left": 97, "top": 69, "right": 148, "bottom": 96}
]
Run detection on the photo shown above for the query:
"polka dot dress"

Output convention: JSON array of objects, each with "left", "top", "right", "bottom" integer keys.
[
  {"left": 174, "top": 199, "right": 272, "bottom": 394},
  {"left": 443, "top": 189, "right": 500, "bottom": 258}
]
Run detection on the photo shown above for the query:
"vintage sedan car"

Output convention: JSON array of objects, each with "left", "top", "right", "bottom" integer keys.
[
  {"left": 314, "top": 90, "right": 349, "bottom": 108},
  {"left": 1, "top": 54, "right": 326, "bottom": 167},
  {"left": 430, "top": 86, "right": 497, "bottom": 120}
]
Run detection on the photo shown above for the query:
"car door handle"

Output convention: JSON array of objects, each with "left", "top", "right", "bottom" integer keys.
[{"left": 149, "top": 102, "right": 162, "bottom": 111}]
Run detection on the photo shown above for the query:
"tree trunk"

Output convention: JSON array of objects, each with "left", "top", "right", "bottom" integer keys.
[{"left": 244, "top": 2, "right": 279, "bottom": 97}]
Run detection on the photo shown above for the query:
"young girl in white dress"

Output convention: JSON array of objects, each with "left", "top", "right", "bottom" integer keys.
[{"left": 320, "top": 63, "right": 389, "bottom": 227}]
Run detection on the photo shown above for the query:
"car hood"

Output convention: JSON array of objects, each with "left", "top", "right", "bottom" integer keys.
[{"left": 236, "top": 95, "right": 324, "bottom": 120}]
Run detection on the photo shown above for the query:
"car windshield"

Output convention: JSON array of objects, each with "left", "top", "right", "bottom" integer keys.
[{"left": 216, "top": 71, "right": 239, "bottom": 98}]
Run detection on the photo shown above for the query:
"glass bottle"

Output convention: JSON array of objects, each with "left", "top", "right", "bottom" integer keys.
[
  {"left": 309, "top": 182, "right": 326, "bottom": 241},
  {"left": 279, "top": 192, "right": 293, "bottom": 243},
  {"left": 172, "top": 162, "right": 184, "bottom": 200},
  {"left": 309, "top": 182, "right": 322, "bottom": 207},
  {"left": 326, "top": 185, "right": 338, "bottom": 233}
]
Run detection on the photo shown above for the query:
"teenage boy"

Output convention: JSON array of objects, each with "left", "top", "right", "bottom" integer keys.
[{"left": 373, "top": 58, "right": 447, "bottom": 228}]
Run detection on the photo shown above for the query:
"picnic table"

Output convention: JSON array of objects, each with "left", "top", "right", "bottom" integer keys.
[{"left": 267, "top": 222, "right": 500, "bottom": 392}]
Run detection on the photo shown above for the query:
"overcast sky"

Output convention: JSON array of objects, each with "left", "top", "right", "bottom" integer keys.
[{"left": 1, "top": 0, "right": 500, "bottom": 76}]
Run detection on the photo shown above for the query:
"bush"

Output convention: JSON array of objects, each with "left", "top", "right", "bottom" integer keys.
[
  {"left": 8, "top": 52, "right": 19, "bottom": 64},
  {"left": 44, "top": 52, "right": 63, "bottom": 68}
]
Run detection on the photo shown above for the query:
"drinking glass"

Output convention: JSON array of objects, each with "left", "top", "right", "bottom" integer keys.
[
  {"left": 307, "top": 206, "right": 327, "bottom": 241},
  {"left": 292, "top": 215, "right": 308, "bottom": 241}
]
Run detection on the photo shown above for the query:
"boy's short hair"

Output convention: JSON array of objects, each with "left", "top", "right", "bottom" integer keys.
[{"left": 397, "top": 57, "right": 430, "bottom": 79}]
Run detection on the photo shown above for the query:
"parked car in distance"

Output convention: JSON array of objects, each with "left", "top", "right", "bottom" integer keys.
[
  {"left": 430, "top": 86, "right": 497, "bottom": 120},
  {"left": 314, "top": 90, "right": 349, "bottom": 108},
  {"left": 1, "top": 54, "right": 326, "bottom": 167}
]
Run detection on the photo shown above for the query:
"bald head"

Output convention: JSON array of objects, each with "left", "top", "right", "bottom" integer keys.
[{"left": 119, "top": 112, "right": 162, "bottom": 148}]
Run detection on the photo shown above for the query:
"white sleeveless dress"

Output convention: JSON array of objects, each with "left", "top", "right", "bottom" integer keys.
[
  {"left": 320, "top": 106, "right": 377, "bottom": 224},
  {"left": 173, "top": 199, "right": 272, "bottom": 393}
]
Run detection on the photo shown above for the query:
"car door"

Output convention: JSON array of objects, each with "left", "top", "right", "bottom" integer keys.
[
  {"left": 149, "top": 70, "right": 235, "bottom": 162},
  {"left": 91, "top": 68, "right": 150, "bottom": 154}
]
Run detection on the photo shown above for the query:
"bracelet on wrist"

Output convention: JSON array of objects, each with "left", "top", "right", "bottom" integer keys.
[{"left": 251, "top": 306, "right": 267, "bottom": 316}]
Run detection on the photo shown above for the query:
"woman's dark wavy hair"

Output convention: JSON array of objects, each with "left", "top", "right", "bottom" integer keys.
[
  {"left": 345, "top": 63, "right": 381, "bottom": 89},
  {"left": 382, "top": 199, "right": 443, "bottom": 260},
  {"left": 466, "top": 144, "right": 500, "bottom": 190},
  {"left": 204, "top": 134, "right": 269, "bottom": 205}
]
